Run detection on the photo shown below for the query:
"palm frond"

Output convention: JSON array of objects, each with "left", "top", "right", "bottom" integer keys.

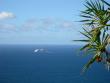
[
  {"left": 79, "top": 31, "right": 91, "bottom": 39},
  {"left": 73, "top": 40, "right": 89, "bottom": 42},
  {"left": 80, "top": 44, "right": 90, "bottom": 51},
  {"left": 82, "top": 55, "right": 97, "bottom": 72},
  {"left": 75, "top": 0, "right": 110, "bottom": 73},
  {"left": 101, "top": 0, "right": 110, "bottom": 6}
]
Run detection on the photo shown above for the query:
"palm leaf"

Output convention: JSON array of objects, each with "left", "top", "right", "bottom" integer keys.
[
  {"left": 102, "top": 29, "right": 106, "bottom": 43},
  {"left": 80, "top": 44, "right": 90, "bottom": 51},
  {"left": 82, "top": 27, "right": 92, "bottom": 36},
  {"left": 79, "top": 31, "right": 91, "bottom": 39},
  {"left": 73, "top": 40, "right": 89, "bottom": 42},
  {"left": 82, "top": 55, "right": 97, "bottom": 72},
  {"left": 101, "top": 0, "right": 110, "bottom": 6}
]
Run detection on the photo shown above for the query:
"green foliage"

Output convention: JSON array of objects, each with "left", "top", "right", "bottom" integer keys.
[{"left": 75, "top": 0, "right": 110, "bottom": 73}]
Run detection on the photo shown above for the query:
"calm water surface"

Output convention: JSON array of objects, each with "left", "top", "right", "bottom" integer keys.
[{"left": 0, "top": 45, "right": 109, "bottom": 83}]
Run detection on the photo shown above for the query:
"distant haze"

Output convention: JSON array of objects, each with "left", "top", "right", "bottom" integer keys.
[{"left": 0, "top": 0, "right": 91, "bottom": 45}]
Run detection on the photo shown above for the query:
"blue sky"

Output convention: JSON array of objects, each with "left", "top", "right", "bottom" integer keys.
[{"left": 0, "top": 0, "right": 85, "bottom": 44}]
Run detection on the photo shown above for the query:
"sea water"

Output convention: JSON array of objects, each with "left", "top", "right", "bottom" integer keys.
[{"left": 0, "top": 45, "right": 110, "bottom": 83}]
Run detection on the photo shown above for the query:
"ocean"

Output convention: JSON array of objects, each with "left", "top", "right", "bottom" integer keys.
[{"left": 0, "top": 45, "right": 110, "bottom": 83}]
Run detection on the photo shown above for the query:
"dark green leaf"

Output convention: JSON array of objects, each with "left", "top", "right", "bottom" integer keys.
[
  {"left": 82, "top": 55, "right": 97, "bottom": 72},
  {"left": 80, "top": 44, "right": 90, "bottom": 51}
]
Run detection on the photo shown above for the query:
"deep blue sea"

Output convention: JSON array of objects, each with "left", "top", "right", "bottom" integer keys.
[{"left": 0, "top": 45, "right": 110, "bottom": 83}]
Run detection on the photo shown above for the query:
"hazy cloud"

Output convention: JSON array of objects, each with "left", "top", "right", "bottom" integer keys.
[
  {"left": 0, "top": 23, "right": 17, "bottom": 32},
  {"left": 0, "top": 18, "right": 75, "bottom": 33},
  {"left": 41, "top": 18, "right": 54, "bottom": 27},
  {"left": 23, "top": 19, "right": 37, "bottom": 28},
  {"left": 60, "top": 21, "right": 74, "bottom": 28},
  {"left": 0, "top": 11, "right": 15, "bottom": 20},
  {"left": 22, "top": 18, "right": 75, "bottom": 32}
]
